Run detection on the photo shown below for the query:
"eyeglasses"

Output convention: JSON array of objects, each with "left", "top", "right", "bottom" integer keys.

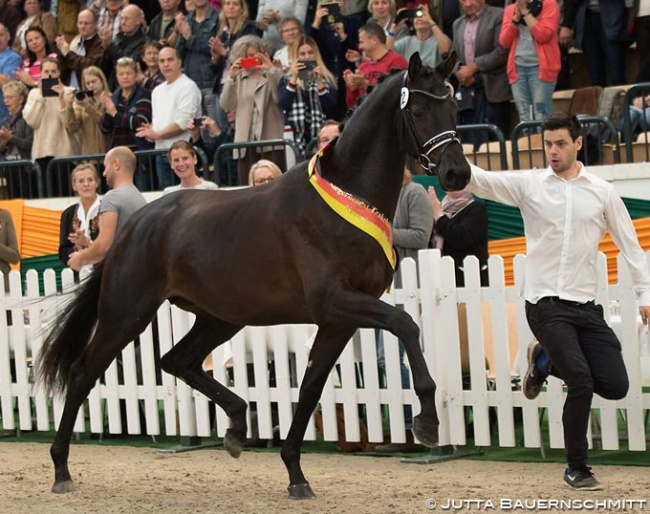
[
  {"left": 281, "top": 27, "right": 300, "bottom": 34},
  {"left": 254, "top": 177, "right": 275, "bottom": 185}
]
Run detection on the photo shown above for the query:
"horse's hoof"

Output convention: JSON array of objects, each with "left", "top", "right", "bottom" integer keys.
[
  {"left": 288, "top": 482, "right": 316, "bottom": 500},
  {"left": 52, "top": 480, "right": 74, "bottom": 494},
  {"left": 412, "top": 416, "right": 439, "bottom": 448},
  {"left": 223, "top": 430, "right": 244, "bottom": 459}
]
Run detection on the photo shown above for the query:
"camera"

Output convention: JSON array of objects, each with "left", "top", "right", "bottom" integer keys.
[
  {"left": 513, "top": 0, "right": 543, "bottom": 23},
  {"left": 74, "top": 89, "right": 95, "bottom": 101},
  {"left": 395, "top": 8, "right": 424, "bottom": 24},
  {"left": 240, "top": 56, "right": 260, "bottom": 69},
  {"left": 298, "top": 60, "right": 317, "bottom": 82},
  {"left": 322, "top": 3, "right": 343, "bottom": 24}
]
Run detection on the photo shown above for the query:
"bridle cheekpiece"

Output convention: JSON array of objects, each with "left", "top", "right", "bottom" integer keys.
[{"left": 400, "top": 71, "right": 461, "bottom": 175}]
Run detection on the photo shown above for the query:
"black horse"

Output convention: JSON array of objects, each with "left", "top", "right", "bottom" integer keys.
[{"left": 36, "top": 52, "right": 470, "bottom": 499}]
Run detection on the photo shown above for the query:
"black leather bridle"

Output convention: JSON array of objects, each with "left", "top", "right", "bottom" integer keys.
[{"left": 400, "top": 71, "right": 461, "bottom": 175}]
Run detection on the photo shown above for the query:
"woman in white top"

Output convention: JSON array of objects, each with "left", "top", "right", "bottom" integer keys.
[{"left": 163, "top": 140, "right": 219, "bottom": 194}]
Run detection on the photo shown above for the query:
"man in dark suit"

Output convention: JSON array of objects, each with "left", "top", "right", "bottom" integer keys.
[
  {"left": 560, "top": 0, "right": 633, "bottom": 86},
  {"left": 452, "top": 0, "right": 511, "bottom": 143}
]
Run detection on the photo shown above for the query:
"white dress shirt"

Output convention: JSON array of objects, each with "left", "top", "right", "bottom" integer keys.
[{"left": 467, "top": 164, "right": 650, "bottom": 306}]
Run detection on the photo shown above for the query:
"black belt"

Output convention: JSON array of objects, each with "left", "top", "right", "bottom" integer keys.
[{"left": 544, "top": 296, "right": 594, "bottom": 307}]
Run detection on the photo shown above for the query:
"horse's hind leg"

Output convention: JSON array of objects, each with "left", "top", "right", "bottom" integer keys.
[
  {"left": 159, "top": 314, "right": 248, "bottom": 458},
  {"left": 281, "top": 325, "right": 355, "bottom": 499},
  {"left": 50, "top": 313, "right": 158, "bottom": 493}
]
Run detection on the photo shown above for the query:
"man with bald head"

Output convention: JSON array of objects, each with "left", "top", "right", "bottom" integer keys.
[
  {"left": 102, "top": 4, "right": 150, "bottom": 87},
  {"left": 68, "top": 146, "right": 147, "bottom": 271},
  {"left": 56, "top": 10, "right": 104, "bottom": 87},
  {"left": 136, "top": 46, "right": 201, "bottom": 189}
]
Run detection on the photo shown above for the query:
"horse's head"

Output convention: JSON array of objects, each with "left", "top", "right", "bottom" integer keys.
[{"left": 400, "top": 52, "right": 470, "bottom": 191}]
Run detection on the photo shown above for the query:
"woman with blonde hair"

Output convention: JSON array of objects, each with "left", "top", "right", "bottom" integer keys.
[
  {"left": 248, "top": 158, "right": 282, "bottom": 186},
  {"left": 62, "top": 66, "right": 110, "bottom": 155},
  {"left": 220, "top": 35, "right": 284, "bottom": 185},
  {"left": 280, "top": 35, "right": 337, "bottom": 153},
  {"left": 58, "top": 163, "right": 101, "bottom": 267}
]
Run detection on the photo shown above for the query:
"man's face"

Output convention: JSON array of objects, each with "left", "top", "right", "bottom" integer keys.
[
  {"left": 358, "top": 30, "right": 374, "bottom": 55},
  {"left": 318, "top": 125, "right": 340, "bottom": 149},
  {"left": 0, "top": 26, "right": 9, "bottom": 52},
  {"left": 280, "top": 22, "right": 301, "bottom": 45},
  {"left": 193, "top": 0, "right": 209, "bottom": 9},
  {"left": 103, "top": 155, "right": 116, "bottom": 187},
  {"left": 119, "top": 6, "right": 142, "bottom": 34},
  {"left": 159, "top": 0, "right": 180, "bottom": 13},
  {"left": 544, "top": 128, "right": 582, "bottom": 175},
  {"left": 459, "top": 0, "right": 485, "bottom": 17},
  {"left": 77, "top": 11, "right": 97, "bottom": 38},
  {"left": 158, "top": 48, "right": 182, "bottom": 79}
]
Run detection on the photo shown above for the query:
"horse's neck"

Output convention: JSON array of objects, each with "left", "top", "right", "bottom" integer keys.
[{"left": 326, "top": 106, "right": 405, "bottom": 220}]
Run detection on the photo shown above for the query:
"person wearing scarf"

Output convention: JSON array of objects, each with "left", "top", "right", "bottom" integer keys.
[
  {"left": 428, "top": 185, "right": 489, "bottom": 287},
  {"left": 278, "top": 35, "right": 337, "bottom": 154},
  {"left": 58, "top": 163, "right": 101, "bottom": 271}
]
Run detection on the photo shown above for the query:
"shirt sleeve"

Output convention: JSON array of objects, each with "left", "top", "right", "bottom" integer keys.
[
  {"left": 603, "top": 187, "right": 650, "bottom": 305},
  {"left": 466, "top": 164, "right": 528, "bottom": 207}
]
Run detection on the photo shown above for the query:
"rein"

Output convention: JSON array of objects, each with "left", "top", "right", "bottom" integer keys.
[
  {"left": 307, "top": 146, "right": 397, "bottom": 271},
  {"left": 400, "top": 72, "right": 461, "bottom": 175}
]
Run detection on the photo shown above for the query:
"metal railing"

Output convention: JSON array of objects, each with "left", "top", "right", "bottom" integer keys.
[
  {"left": 0, "top": 159, "right": 43, "bottom": 199},
  {"left": 457, "top": 124, "right": 508, "bottom": 170},
  {"left": 44, "top": 147, "right": 211, "bottom": 197},
  {"left": 213, "top": 139, "right": 304, "bottom": 187},
  {"left": 511, "top": 116, "right": 620, "bottom": 170},
  {"left": 622, "top": 82, "right": 650, "bottom": 163}
]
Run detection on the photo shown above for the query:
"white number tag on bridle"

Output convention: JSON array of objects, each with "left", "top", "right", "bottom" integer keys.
[{"left": 400, "top": 87, "right": 409, "bottom": 110}]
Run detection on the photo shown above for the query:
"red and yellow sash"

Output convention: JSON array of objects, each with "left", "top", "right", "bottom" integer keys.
[{"left": 307, "top": 148, "right": 396, "bottom": 270}]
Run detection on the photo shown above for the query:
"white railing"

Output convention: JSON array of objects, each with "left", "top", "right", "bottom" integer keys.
[{"left": 1, "top": 250, "right": 648, "bottom": 451}]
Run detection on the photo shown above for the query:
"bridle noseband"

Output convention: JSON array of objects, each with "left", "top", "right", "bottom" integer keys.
[{"left": 400, "top": 71, "right": 461, "bottom": 175}]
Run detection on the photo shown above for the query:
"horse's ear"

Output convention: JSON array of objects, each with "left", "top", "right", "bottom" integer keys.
[
  {"left": 408, "top": 52, "right": 423, "bottom": 78},
  {"left": 435, "top": 51, "right": 457, "bottom": 80}
]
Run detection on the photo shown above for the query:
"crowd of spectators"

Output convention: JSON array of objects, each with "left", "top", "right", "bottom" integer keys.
[{"left": 1, "top": 0, "right": 650, "bottom": 197}]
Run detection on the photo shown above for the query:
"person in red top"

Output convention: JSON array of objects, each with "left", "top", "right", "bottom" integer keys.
[
  {"left": 499, "top": 0, "right": 560, "bottom": 123},
  {"left": 343, "top": 22, "right": 407, "bottom": 109}
]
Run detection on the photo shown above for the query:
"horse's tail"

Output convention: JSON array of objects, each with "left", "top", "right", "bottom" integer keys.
[{"left": 36, "top": 262, "right": 104, "bottom": 396}]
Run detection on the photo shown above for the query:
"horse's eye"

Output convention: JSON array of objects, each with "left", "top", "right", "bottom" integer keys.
[{"left": 412, "top": 105, "right": 425, "bottom": 118}]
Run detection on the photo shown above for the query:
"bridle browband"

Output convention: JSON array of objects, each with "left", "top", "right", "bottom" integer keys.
[{"left": 400, "top": 71, "right": 461, "bottom": 175}]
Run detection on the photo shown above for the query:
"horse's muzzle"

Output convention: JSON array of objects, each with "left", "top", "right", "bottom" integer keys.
[{"left": 437, "top": 148, "right": 471, "bottom": 192}]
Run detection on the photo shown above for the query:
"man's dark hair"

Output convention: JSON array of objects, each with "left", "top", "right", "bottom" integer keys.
[
  {"left": 542, "top": 112, "right": 582, "bottom": 142},
  {"left": 360, "top": 22, "right": 386, "bottom": 45}
]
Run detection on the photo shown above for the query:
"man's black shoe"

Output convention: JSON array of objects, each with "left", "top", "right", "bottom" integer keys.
[{"left": 564, "top": 466, "right": 602, "bottom": 490}]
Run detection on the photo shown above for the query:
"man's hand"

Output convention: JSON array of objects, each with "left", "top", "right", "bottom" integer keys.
[
  {"left": 456, "top": 63, "right": 478, "bottom": 86},
  {"left": 55, "top": 35, "right": 70, "bottom": 56},
  {"left": 559, "top": 27, "right": 573, "bottom": 47},
  {"left": 135, "top": 123, "right": 157, "bottom": 141}
]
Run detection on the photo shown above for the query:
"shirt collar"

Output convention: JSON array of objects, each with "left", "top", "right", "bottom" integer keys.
[{"left": 542, "top": 161, "right": 591, "bottom": 182}]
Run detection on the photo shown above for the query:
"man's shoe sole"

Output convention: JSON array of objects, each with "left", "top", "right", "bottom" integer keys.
[
  {"left": 522, "top": 341, "right": 544, "bottom": 400},
  {"left": 563, "top": 481, "right": 603, "bottom": 491}
]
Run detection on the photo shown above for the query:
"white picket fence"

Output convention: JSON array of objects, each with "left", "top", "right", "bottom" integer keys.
[{"left": 1, "top": 250, "right": 649, "bottom": 452}]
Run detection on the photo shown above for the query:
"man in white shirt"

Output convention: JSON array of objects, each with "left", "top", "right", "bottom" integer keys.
[
  {"left": 468, "top": 112, "right": 650, "bottom": 491},
  {"left": 136, "top": 46, "right": 201, "bottom": 189}
]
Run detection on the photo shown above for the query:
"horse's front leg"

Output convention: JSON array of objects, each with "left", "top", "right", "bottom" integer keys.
[
  {"left": 281, "top": 325, "right": 355, "bottom": 499},
  {"left": 319, "top": 290, "right": 439, "bottom": 447}
]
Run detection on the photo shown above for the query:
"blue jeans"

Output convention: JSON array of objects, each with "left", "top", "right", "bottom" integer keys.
[
  {"left": 511, "top": 65, "right": 556, "bottom": 123},
  {"left": 619, "top": 106, "right": 650, "bottom": 142},
  {"left": 376, "top": 329, "right": 412, "bottom": 429}
]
